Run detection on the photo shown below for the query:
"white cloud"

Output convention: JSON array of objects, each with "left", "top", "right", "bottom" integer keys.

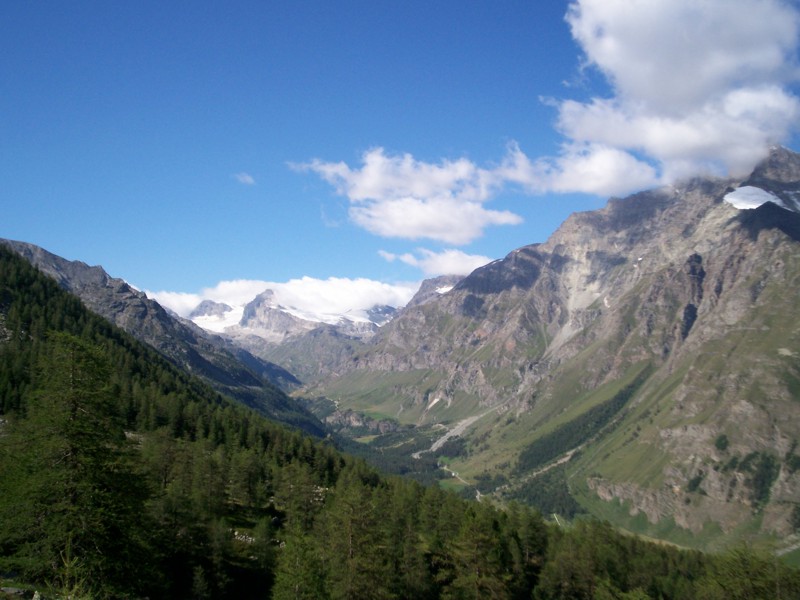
[
  {"left": 148, "top": 276, "right": 418, "bottom": 319},
  {"left": 146, "top": 290, "right": 203, "bottom": 317},
  {"left": 558, "top": 0, "right": 800, "bottom": 180},
  {"left": 380, "top": 248, "right": 493, "bottom": 276},
  {"left": 299, "top": 149, "right": 495, "bottom": 203},
  {"left": 350, "top": 194, "right": 521, "bottom": 245},
  {"left": 147, "top": 279, "right": 271, "bottom": 317},
  {"left": 299, "top": 143, "right": 659, "bottom": 231},
  {"left": 265, "top": 276, "right": 418, "bottom": 316},
  {"left": 234, "top": 172, "right": 256, "bottom": 185},
  {"left": 294, "top": 148, "right": 523, "bottom": 244},
  {"left": 296, "top": 0, "right": 800, "bottom": 216},
  {"left": 496, "top": 141, "right": 659, "bottom": 197},
  {"left": 566, "top": 0, "right": 799, "bottom": 113},
  {"left": 200, "top": 279, "right": 274, "bottom": 305}
]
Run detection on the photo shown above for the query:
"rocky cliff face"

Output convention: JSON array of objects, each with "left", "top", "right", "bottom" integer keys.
[
  {"left": 405, "top": 274, "right": 464, "bottom": 308},
  {"left": 300, "top": 147, "right": 800, "bottom": 547},
  {"left": 319, "top": 150, "right": 799, "bottom": 403}
]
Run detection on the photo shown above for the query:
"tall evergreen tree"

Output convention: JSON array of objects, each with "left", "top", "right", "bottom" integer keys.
[
  {"left": 0, "top": 332, "right": 155, "bottom": 597},
  {"left": 441, "top": 502, "right": 513, "bottom": 599},
  {"left": 315, "top": 467, "right": 393, "bottom": 599},
  {"left": 271, "top": 523, "right": 329, "bottom": 600}
]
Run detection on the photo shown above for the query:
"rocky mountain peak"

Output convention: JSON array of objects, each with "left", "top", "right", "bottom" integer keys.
[
  {"left": 734, "top": 146, "right": 800, "bottom": 212},
  {"left": 238, "top": 291, "right": 318, "bottom": 342},
  {"left": 750, "top": 145, "right": 800, "bottom": 185},
  {"left": 189, "top": 299, "right": 232, "bottom": 319},
  {"left": 406, "top": 274, "right": 464, "bottom": 308},
  {"left": 456, "top": 246, "right": 555, "bottom": 297},
  {"left": 2, "top": 239, "right": 135, "bottom": 297},
  {"left": 240, "top": 290, "right": 278, "bottom": 326}
]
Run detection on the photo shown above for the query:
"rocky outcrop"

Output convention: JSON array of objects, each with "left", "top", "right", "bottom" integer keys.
[
  {"left": 405, "top": 275, "right": 464, "bottom": 308},
  {"left": 324, "top": 409, "right": 400, "bottom": 434}
]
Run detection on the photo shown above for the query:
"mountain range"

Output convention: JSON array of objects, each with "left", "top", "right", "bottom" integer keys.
[
  {"left": 0, "top": 239, "right": 323, "bottom": 436},
  {"left": 4, "top": 146, "right": 800, "bottom": 554},
  {"left": 236, "top": 146, "right": 800, "bottom": 552},
  {"left": 307, "top": 146, "right": 800, "bottom": 551}
]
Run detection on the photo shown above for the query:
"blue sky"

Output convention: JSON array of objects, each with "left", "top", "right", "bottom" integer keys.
[{"left": 3, "top": 1, "right": 799, "bottom": 316}]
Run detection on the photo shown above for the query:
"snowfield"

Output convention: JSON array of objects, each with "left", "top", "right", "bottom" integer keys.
[{"left": 724, "top": 186, "right": 788, "bottom": 210}]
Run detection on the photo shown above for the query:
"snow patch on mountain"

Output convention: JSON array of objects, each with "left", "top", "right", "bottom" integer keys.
[
  {"left": 192, "top": 306, "right": 244, "bottom": 333},
  {"left": 724, "top": 186, "right": 788, "bottom": 210},
  {"left": 277, "top": 304, "right": 375, "bottom": 326}
]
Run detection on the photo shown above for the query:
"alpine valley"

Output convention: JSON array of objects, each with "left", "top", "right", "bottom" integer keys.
[
  {"left": 4, "top": 146, "right": 800, "bottom": 560},
  {"left": 202, "top": 146, "right": 800, "bottom": 555}
]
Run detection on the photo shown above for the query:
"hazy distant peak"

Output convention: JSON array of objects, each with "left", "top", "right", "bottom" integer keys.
[{"left": 189, "top": 299, "right": 233, "bottom": 319}]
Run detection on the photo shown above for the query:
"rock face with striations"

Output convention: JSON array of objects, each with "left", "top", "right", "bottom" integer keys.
[{"left": 301, "top": 147, "right": 800, "bottom": 547}]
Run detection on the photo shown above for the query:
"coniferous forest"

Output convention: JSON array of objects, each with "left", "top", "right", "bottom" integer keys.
[{"left": 1, "top": 245, "right": 799, "bottom": 599}]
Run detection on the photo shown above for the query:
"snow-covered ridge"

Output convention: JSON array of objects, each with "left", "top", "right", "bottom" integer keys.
[
  {"left": 150, "top": 277, "right": 421, "bottom": 337},
  {"left": 183, "top": 283, "right": 409, "bottom": 340},
  {"left": 190, "top": 298, "right": 391, "bottom": 334}
]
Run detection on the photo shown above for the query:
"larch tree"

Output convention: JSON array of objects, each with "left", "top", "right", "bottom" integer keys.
[{"left": 0, "top": 332, "right": 153, "bottom": 597}]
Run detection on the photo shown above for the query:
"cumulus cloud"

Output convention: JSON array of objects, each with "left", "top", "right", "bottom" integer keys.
[
  {"left": 379, "top": 248, "right": 493, "bottom": 276},
  {"left": 263, "top": 276, "right": 417, "bottom": 316},
  {"left": 350, "top": 194, "right": 521, "bottom": 245},
  {"left": 146, "top": 290, "right": 204, "bottom": 317},
  {"left": 299, "top": 149, "right": 495, "bottom": 203},
  {"left": 567, "top": 0, "right": 799, "bottom": 113},
  {"left": 496, "top": 141, "right": 659, "bottom": 197},
  {"left": 234, "top": 172, "right": 256, "bottom": 185},
  {"left": 148, "top": 276, "right": 418, "bottom": 319},
  {"left": 558, "top": 0, "right": 800, "bottom": 181},
  {"left": 297, "top": 0, "right": 800, "bottom": 225},
  {"left": 300, "top": 142, "right": 656, "bottom": 234},
  {"left": 294, "top": 148, "right": 523, "bottom": 244}
]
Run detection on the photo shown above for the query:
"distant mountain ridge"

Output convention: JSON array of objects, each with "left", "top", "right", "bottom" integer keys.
[
  {"left": 187, "top": 286, "right": 400, "bottom": 340},
  {"left": 214, "top": 274, "right": 465, "bottom": 385},
  {"left": 0, "top": 239, "right": 321, "bottom": 435}
]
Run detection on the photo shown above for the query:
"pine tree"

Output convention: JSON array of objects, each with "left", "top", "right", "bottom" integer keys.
[
  {"left": 315, "top": 467, "right": 393, "bottom": 599},
  {"left": 271, "top": 523, "right": 328, "bottom": 600},
  {"left": 441, "top": 502, "right": 513, "bottom": 599},
  {"left": 0, "top": 332, "right": 154, "bottom": 597}
]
